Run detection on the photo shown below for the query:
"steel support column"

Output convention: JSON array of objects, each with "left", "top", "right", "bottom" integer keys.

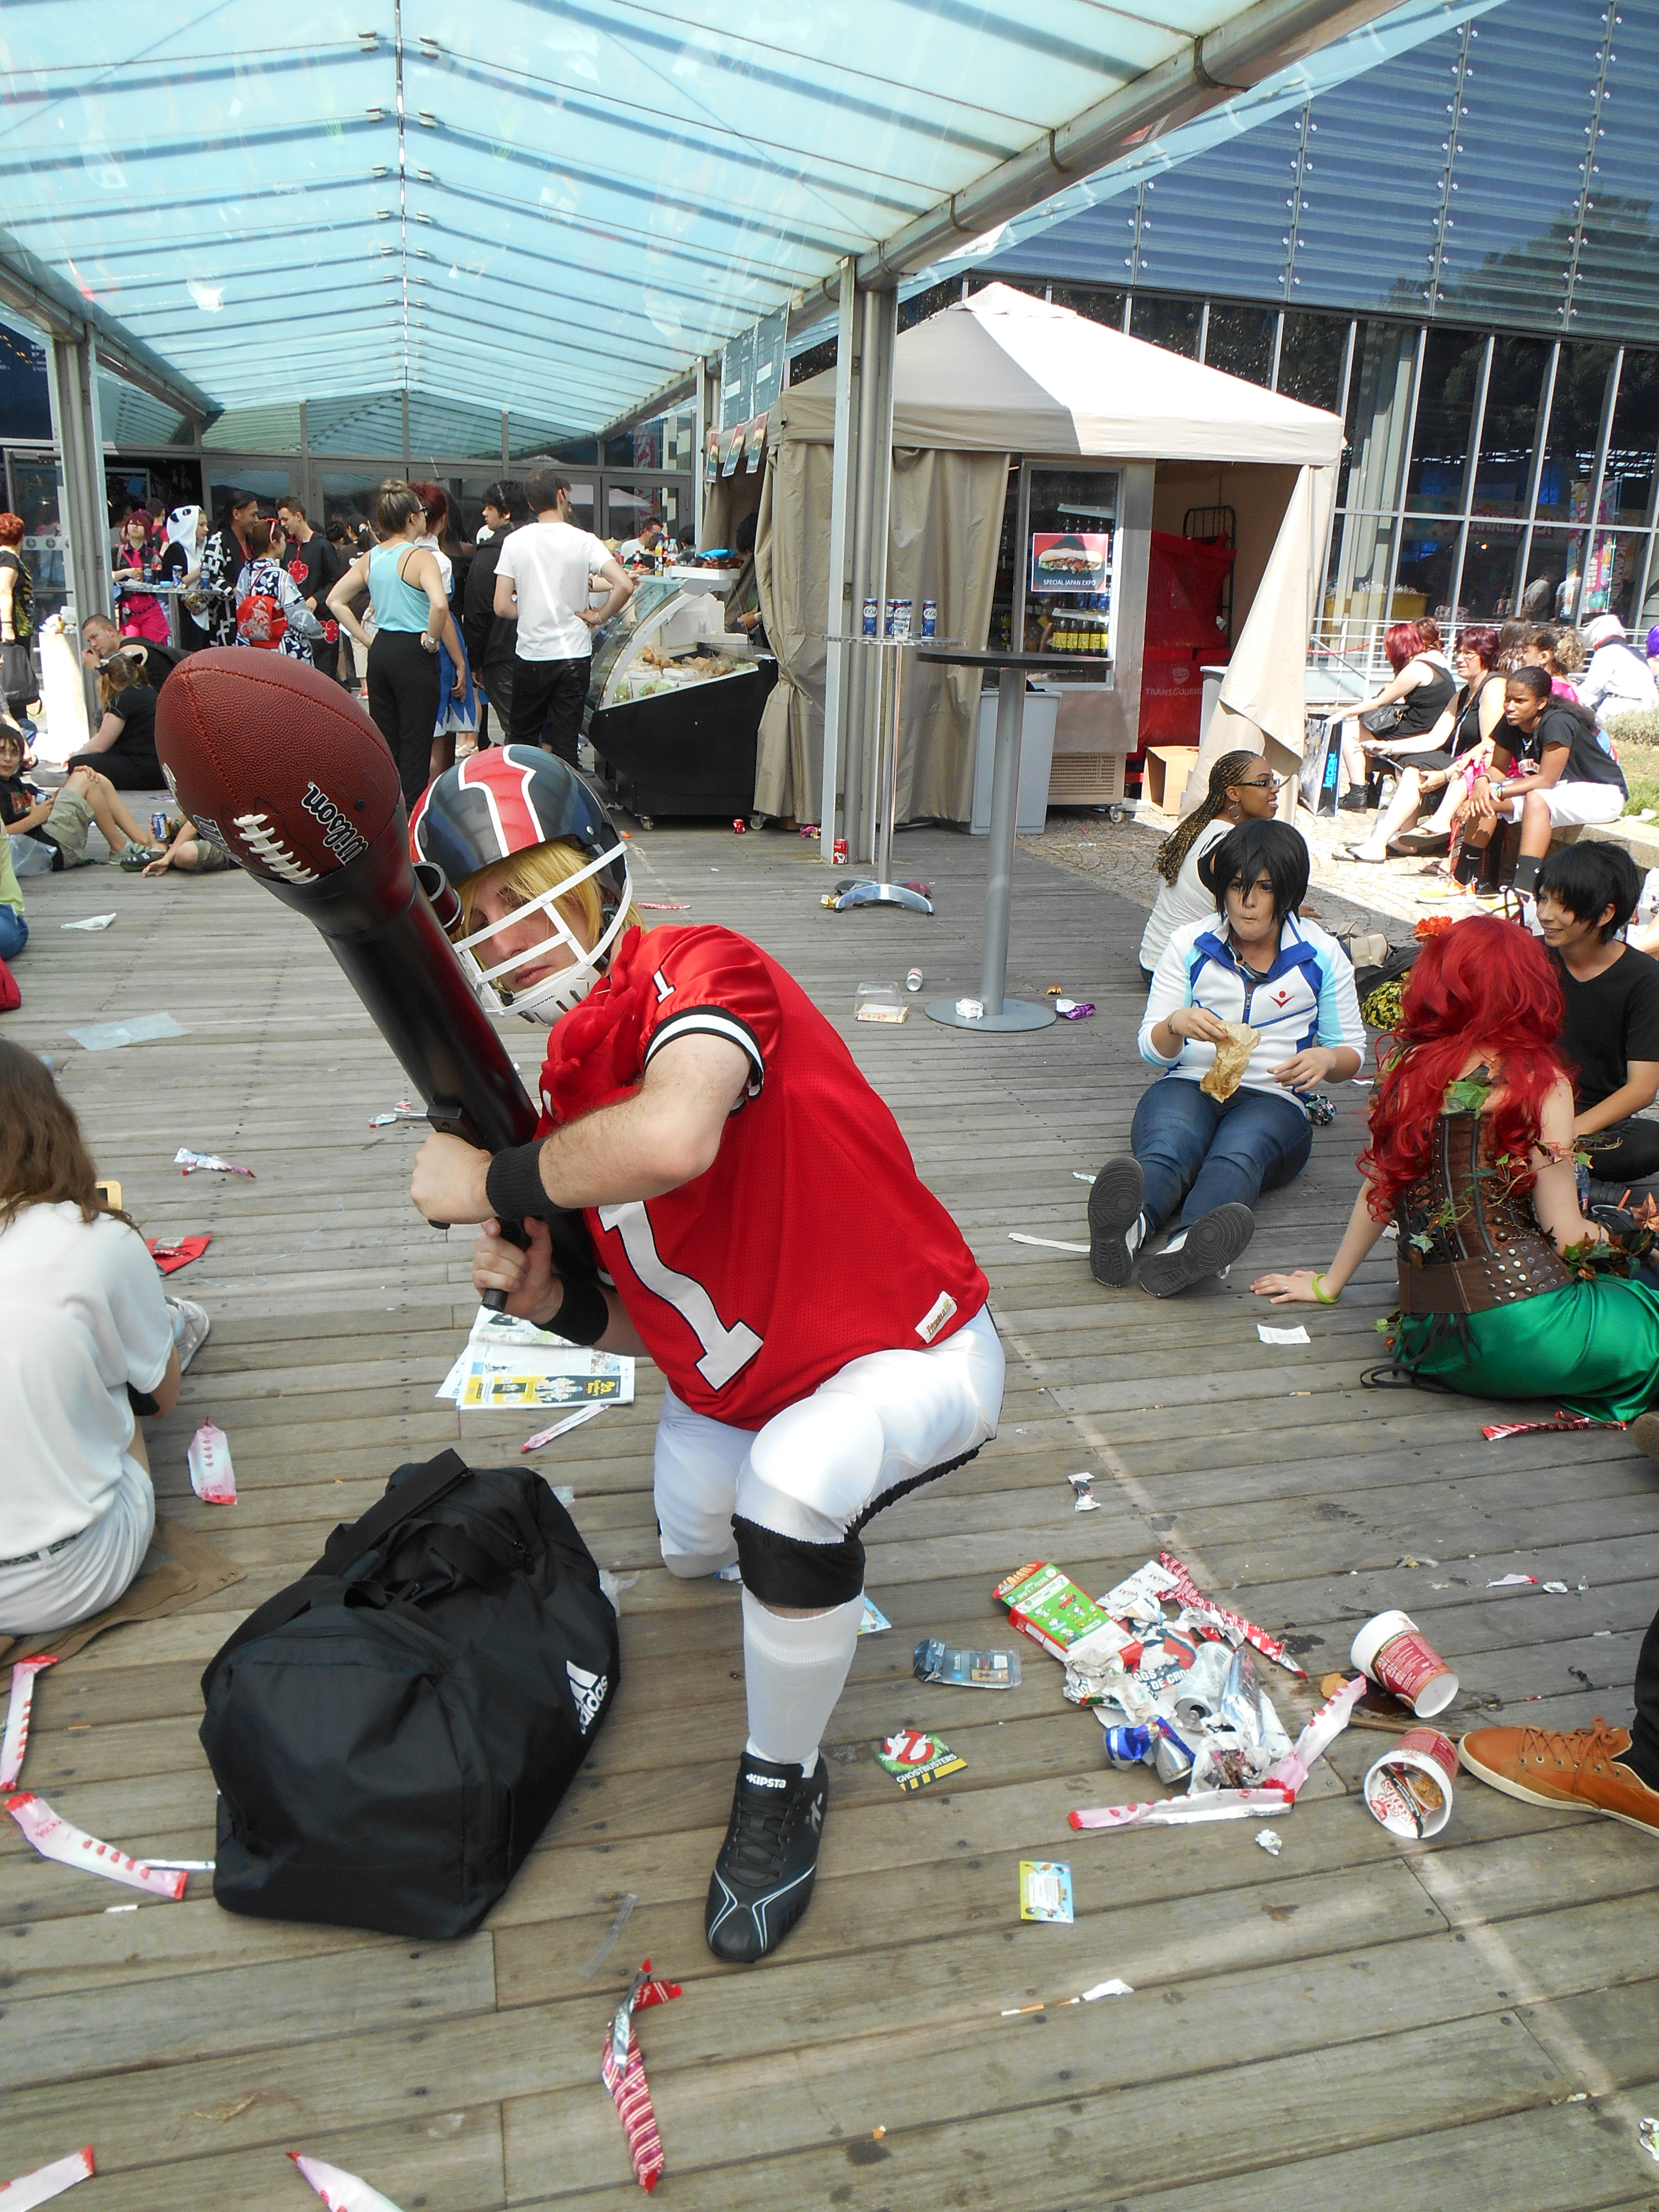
[
  {"left": 45, "top": 330, "right": 110, "bottom": 636},
  {"left": 819, "top": 262, "right": 859, "bottom": 862},
  {"left": 843, "top": 283, "right": 897, "bottom": 864}
]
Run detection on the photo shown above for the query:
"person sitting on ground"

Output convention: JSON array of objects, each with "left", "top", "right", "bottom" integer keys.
[
  {"left": 141, "top": 814, "right": 237, "bottom": 878},
  {"left": 64, "top": 647, "right": 165, "bottom": 791},
  {"left": 1349, "top": 625, "right": 1506, "bottom": 863},
  {"left": 1452, "top": 665, "right": 1627, "bottom": 899},
  {"left": 1534, "top": 841, "right": 1659, "bottom": 1191},
  {"left": 1138, "top": 750, "right": 1281, "bottom": 984},
  {"left": 1337, "top": 621, "right": 1457, "bottom": 844},
  {"left": 78, "top": 611, "right": 179, "bottom": 691},
  {"left": 0, "top": 1042, "right": 208, "bottom": 1636},
  {"left": 1, "top": 717, "right": 159, "bottom": 875},
  {"left": 1252, "top": 914, "right": 1659, "bottom": 1420},
  {"left": 1088, "top": 819, "right": 1363, "bottom": 1298},
  {"left": 234, "top": 519, "right": 324, "bottom": 664},
  {"left": 1577, "top": 613, "right": 1658, "bottom": 735}
]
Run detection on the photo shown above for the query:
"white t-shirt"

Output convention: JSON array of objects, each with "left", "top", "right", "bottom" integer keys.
[
  {"left": 0, "top": 1203, "right": 172, "bottom": 1553},
  {"left": 496, "top": 521, "right": 613, "bottom": 662},
  {"left": 1139, "top": 818, "right": 1231, "bottom": 974}
]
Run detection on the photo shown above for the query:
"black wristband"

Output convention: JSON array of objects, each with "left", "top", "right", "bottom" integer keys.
[
  {"left": 549, "top": 1275, "right": 609, "bottom": 1347},
  {"left": 486, "top": 1141, "right": 553, "bottom": 1228}
]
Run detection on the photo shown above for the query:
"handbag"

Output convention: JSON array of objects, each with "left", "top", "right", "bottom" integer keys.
[
  {"left": 1360, "top": 701, "right": 1405, "bottom": 735},
  {"left": 199, "top": 1447, "right": 619, "bottom": 1938}
]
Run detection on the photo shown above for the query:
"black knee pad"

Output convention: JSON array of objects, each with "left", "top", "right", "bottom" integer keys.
[{"left": 732, "top": 1516, "right": 864, "bottom": 1608}]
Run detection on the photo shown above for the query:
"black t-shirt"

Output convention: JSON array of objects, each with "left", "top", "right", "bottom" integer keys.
[
  {"left": 105, "top": 684, "right": 161, "bottom": 777},
  {"left": 283, "top": 531, "right": 342, "bottom": 617},
  {"left": 1554, "top": 942, "right": 1659, "bottom": 1109},
  {"left": 0, "top": 768, "right": 41, "bottom": 832},
  {"left": 1537, "top": 702, "right": 1627, "bottom": 790}
]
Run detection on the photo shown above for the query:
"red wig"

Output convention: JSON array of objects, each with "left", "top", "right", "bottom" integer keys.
[
  {"left": 1360, "top": 916, "right": 1570, "bottom": 1222},
  {"left": 409, "top": 480, "right": 450, "bottom": 534},
  {"left": 1383, "top": 621, "right": 1427, "bottom": 673}
]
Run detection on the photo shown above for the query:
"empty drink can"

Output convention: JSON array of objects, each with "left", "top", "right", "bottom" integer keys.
[
  {"left": 861, "top": 598, "right": 878, "bottom": 636},
  {"left": 1103, "top": 1723, "right": 1153, "bottom": 1769},
  {"left": 921, "top": 599, "right": 938, "bottom": 638}
]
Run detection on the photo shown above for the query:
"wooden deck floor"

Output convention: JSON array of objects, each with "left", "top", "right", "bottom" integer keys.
[{"left": 5, "top": 811, "right": 1659, "bottom": 2212}]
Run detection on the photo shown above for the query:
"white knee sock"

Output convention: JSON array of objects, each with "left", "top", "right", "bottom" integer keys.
[{"left": 741, "top": 1587, "right": 865, "bottom": 1773}]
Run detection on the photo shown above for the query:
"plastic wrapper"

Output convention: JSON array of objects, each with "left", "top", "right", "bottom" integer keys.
[
  {"left": 187, "top": 1421, "right": 236, "bottom": 1505},
  {"left": 1052, "top": 999, "right": 1095, "bottom": 1020},
  {"left": 1255, "top": 1828, "right": 1283, "bottom": 1856},
  {"left": 1070, "top": 1788, "right": 1292, "bottom": 1832},
  {"left": 4, "top": 1794, "right": 187, "bottom": 1899},
  {"left": 1067, "top": 1471, "right": 1099, "bottom": 1513},
  {"left": 1157, "top": 1552, "right": 1307, "bottom": 1679},
  {"left": 521, "top": 1403, "right": 608, "bottom": 1454},
  {"left": 603, "top": 1960, "right": 683, "bottom": 2194},
  {"left": 1199, "top": 1020, "right": 1257, "bottom": 1101},
  {"left": 1481, "top": 1412, "right": 1627, "bottom": 1440},
  {"left": 1066, "top": 1651, "right": 1152, "bottom": 1717},
  {"left": 0, "top": 1657, "right": 56, "bottom": 1792},
  {"left": 858, "top": 1599, "right": 891, "bottom": 1636},
  {"left": 854, "top": 981, "right": 907, "bottom": 1024},
  {"left": 913, "top": 1641, "right": 1021, "bottom": 1689},
  {"left": 173, "top": 1146, "right": 254, "bottom": 1177},
  {"left": 876, "top": 1727, "right": 967, "bottom": 1791},
  {"left": 1301, "top": 1091, "right": 1336, "bottom": 1126},
  {"left": 146, "top": 1233, "right": 211, "bottom": 1275},
  {"left": 0, "top": 2148, "right": 95, "bottom": 2208},
  {"left": 288, "top": 2154, "right": 407, "bottom": 2212}
]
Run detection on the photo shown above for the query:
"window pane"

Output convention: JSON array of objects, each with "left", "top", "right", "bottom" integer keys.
[
  {"left": 898, "top": 278, "right": 963, "bottom": 333},
  {"left": 1566, "top": 2, "right": 1659, "bottom": 335},
  {"left": 1394, "top": 519, "right": 1462, "bottom": 620},
  {"left": 1534, "top": 344, "right": 1616, "bottom": 522},
  {"left": 11, "top": 457, "right": 67, "bottom": 625},
  {"left": 1326, "top": 511, "right": 1397, "bottom": 626},
  {"left": 1521, "top": 526, "right": 1589, "bottom": 621},
  {"left": 1458, "top": 523, "right": 1527, "bottom": 620},
  {"left": 207, "top": 465, "right": 293, "bottom": 513},
  {"left": 1204, "top": 305, "right": 1277, "bottom": 389},
  {"left": 321, "top": 470, "right": 386, "bottom": 538},
  {"left": 1340, "top": 322, "right": 1416, "bottom": 514},
  {"left": 1130, "top": 112, "right": 1301, "bottom": 301},
  {"left": 1472, "top": 336, "right": 1552, "bottom": 517},
  {"left": 1049, "top": 284, "right": 1126, "bottom": 328},
  {"left": 1129, "top": 294, "right": 1202, "bottom": 358},
  {"left": 605, "top": 481, "right": 684, "bottom": 544},
  {"left": 1405, "top": 329, "right": 1486, "bottom": 515},
  {"left": 1276, "top": 311, "right": 1348, "bottom": 411},
  {"left": 1583, "top": 529, "right": 1656, "bottom": 627},
  {"left": 1605, "top": 352, "right": 1659, "bottom": 526},
  {"left": 306, "top": 395, "right": 407, "bottom": 456}
]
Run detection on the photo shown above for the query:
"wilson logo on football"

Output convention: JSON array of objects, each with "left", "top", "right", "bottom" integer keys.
[
  {"left": 566, "top": 1660, "right": 608, "bottom": 1735},
  {"left": 301, "top": 781, "right": 370, "bottom": 866}
]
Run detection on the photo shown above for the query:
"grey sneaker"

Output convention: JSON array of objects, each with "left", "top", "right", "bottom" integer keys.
[
  {"left": 1135, "top": 1204, "right": 1255, "bottom": 1298},
  {"left": 165, "top": 1295, "right": 210, "bottom": 1371}
]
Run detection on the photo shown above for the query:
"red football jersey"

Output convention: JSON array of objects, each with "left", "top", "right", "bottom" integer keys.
[{"left": 535, "top": 924, "right": 988, "bottom": 1428}]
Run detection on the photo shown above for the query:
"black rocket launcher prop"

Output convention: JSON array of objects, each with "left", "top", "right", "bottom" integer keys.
[{"left": 154, "top": 652, "right": 575, "bottom": 1303}]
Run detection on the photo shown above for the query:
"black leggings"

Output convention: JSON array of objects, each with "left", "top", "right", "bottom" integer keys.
[{"left": 368, "top": 629, "right": 440, "bottom": 811}]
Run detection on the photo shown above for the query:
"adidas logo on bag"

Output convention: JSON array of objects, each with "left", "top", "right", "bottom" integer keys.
[{"left": 566, "top": 1660, "right": 608, "bottom": 1735}]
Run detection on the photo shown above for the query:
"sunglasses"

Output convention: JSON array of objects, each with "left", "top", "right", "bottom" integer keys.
[{"left": 1236, "top": 773, "right": 1282, "bottom": 790}]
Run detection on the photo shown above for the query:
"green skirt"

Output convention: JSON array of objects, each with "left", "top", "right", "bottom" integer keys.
[{"left": 1395, "top": 1276, "right": 1659, "bottom": 1423}]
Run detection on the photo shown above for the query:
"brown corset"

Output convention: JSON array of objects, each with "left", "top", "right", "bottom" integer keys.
[{"left": 1395, "top": 1111, "right": 1573, "bottom": 1316}]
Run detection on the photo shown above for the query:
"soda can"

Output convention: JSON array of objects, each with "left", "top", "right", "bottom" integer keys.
[
  {"left": 1102, "top": 1723, "right": 1152, "bottom": 1770},
  {"left": 885, "top": 597, "right": 913, "bottom": 640},
  {"left": 921, "top": 599, "right": 938, "bottom": 638},
  {"left": 905, "top": 968, "right": 923, "bottom": 993},
  {"left": 833, "top": 838, "right": 848, "bottom": 866},
  {"left": 860, "top": 598, "right": 878, "bottom": 637},
  {"left": 151, "top": 811, "right": 170, "bottom": 843}
]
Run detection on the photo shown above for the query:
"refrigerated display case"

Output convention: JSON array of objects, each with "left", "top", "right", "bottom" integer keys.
[{"left": 584, "top": 574, "right": 775, "bottom": 824}]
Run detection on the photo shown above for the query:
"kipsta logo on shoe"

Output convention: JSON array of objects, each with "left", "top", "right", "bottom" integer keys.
[
  {"left": 745, "top": 1769, "right": 788, "bottom": 1789},
  {"left": 566, "top": 1660, "right": 608, "bottom": 1734}
]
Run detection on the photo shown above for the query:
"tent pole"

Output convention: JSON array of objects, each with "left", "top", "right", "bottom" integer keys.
[
  {"left": 846, "top": 283, "right": 897, "bottom": 863},
  {"left": 820, "top": 262, "right": 857, "bottom": 863}
]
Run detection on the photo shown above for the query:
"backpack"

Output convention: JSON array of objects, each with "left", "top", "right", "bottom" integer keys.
[
  {"left": 235, "top": 589, "right": 287, "bottom": 648},
  {"left": 199, "top": 1448, "right": 619, "bottom": 1938}
]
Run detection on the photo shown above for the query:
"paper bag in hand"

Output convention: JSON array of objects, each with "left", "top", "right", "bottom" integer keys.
[{"left": 1200, "top": 1021, "right": 1258, "bottom": 1101}]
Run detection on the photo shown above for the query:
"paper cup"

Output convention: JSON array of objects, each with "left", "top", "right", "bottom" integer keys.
[
  {"left": 1363, "top": 1728, "right": 1457, "bottom": 1838},
  {"left": 1350, "top": 1610, "right": 1458, "bottom": 1717}
]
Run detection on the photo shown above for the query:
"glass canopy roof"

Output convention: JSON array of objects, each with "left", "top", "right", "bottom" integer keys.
[{"left": 0, "top": 0, "right": 1349, "bottom": 431}]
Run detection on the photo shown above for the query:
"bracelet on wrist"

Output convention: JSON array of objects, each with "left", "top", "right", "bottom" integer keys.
[{"left": 1311, "top": 1272, "right": 1340, "bottom": 1304}]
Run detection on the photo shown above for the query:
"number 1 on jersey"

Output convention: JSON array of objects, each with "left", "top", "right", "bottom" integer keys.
[{"left": 597, "top": 1201, "right": 764, "bottom": 1389}]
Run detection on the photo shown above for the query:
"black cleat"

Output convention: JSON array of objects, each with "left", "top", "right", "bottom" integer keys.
[
  {"left": 1135, "top": 1203, "right": 1255, "bottom": 1298},
  {"left": 705, "top": 1752, "right": 828, "bottom": 1964},
  {"left": 1088, "top": 1156, "right": 1146, "bottom": 1287}
]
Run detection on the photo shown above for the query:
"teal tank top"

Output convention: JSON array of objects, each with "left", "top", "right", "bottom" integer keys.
[{"left": 368, "top": 543, "right": 432, "bottom": 632}]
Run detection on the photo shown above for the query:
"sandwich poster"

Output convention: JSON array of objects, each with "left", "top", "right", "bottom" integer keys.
[{"left": 1029, "top": 530, "right": 1112, "bottom": 595}]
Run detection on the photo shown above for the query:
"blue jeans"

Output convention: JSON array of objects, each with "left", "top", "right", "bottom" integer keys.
[
  {"left": 0, "top": 905, "right": 26, "bottom": 961},
  {"left": 1131, "top": 1076, "right": 1312, "bottom": 1231}
]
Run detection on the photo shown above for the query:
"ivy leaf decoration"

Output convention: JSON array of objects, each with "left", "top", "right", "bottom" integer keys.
[
  {"left": 1443, "top": 1076, "right": 1491, "bottom": 1116},
  {"left": 1408, "top": 1230, "right": 1434, "bottom": 1253}
]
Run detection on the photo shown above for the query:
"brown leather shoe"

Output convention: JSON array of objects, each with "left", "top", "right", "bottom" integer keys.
[
  {"left": 1458, "top": 1719, "right": 1659, "bottom": 1834},
  {"left": 1631, "top": 1411, "right": 1659, "bottom": 1463}
]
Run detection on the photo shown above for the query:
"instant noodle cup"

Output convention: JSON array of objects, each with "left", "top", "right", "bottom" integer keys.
[
  {"left": 1350, "top": 1610, "right": 1458, "bottom": 1717},
  {"left": 1363, "top": 1728, "right": 1458, "bottom": 1838}
]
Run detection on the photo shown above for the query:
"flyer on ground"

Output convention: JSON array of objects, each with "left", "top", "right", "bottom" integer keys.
[
  {"left": 875, "top": 1728, "right": 968, "bottom": 1793},
  {"left": 1019, "top": 1860, "right": 1075, "bottom": 1924},
  {"left": 441, "top": 1305, "right": 635, "bottom": 1410}
]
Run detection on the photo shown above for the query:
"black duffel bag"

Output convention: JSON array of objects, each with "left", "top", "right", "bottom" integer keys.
[{"left": 199, "top": 1448, "right": 618, "bottom": 1938}]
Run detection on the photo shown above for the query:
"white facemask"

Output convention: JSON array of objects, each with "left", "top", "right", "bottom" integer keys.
[{"left": 453, "top": 842, "right": 632, "bottom": 1024}]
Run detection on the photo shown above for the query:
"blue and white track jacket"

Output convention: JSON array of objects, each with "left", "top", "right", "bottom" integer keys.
[{"left": 1139, "top": 913, "right": 1364, "bottom": 1094}]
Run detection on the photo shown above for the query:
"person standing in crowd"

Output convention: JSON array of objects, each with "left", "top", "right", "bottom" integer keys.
[
  {"left": 233, "top": 520, "right": 324, "bottom": 664},
  {"left": 157, "top": 505, "right": 211, "bottom": 653},
  {"left": 64, "top": 648, "right": 164, "bottom": 790},
  {"left": 493, "top": 471, "right": 632, "bottom": 764},
  {"left": 617, "top": 516, "right": 665, "bottom": 565},
  {"left": 1454, "top": 666, "right": 1626, "bottom": 898},
  {"left": 725, "top": 511, "right": 766, "bottom": 646},
  {"left": 326, "top": 517, "right": 368, "bottom": 691},
  {"left": 1534, "top": 842, "right": 1659, "bottom": 1189},
  {"left": 1138, "top": 751, "right": 1280, "bottom": 984},
  {"left": 1337, "top": 621, "right": 1456, "bottom": 856},
  {"left": 1088, "top": 819, "right": 1362, "bottom": 1297},
  {"left": 197, "top": 490, "right": 258, "bottom": 649},
  {"left": 0, "top": 512, "right": 36, "bottom": 731},
  {"left": 409, "top": 482, "right": 477, "bottom": 778},
  {"left": 1577, "top": 613, "right": 1659, "bottom": 733},
  {"left": 327, "top": 481, "right": 464, "bottom": 811},
  {"left": 276, "top": 497, "right": 344, "bottom": 683},
  {"left": 463, "top": 480, "right": 529, "bottom": 748},
  {"left": 112, "top": 510, "right": 171, "bottom": 646}
]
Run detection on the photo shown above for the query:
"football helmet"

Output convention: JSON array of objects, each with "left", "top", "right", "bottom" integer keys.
[{"left": 409, "top": 747, "right": 632, "bottom": 1023}]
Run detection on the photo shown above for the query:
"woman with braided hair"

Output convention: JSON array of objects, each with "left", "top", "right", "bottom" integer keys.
[{"left": 1137, "top": 751, "right": 1282, "bottom": 982}]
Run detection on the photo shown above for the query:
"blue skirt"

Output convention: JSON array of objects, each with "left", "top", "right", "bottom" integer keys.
[{"left": 436, "top": 634, "right": 477, "bottom": 735}]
